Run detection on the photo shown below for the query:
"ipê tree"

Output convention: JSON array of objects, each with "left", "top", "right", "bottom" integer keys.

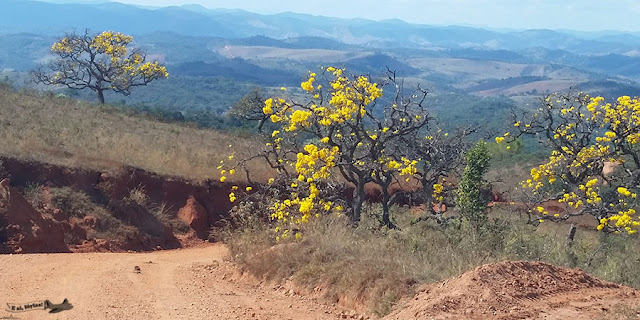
[
  {"left": 32, "top": 30, "right": 168, "bottom": 104},
  {"left": 501, "top": 92, "right": 640, "bottom": 234},
  {"left": 221, "top": 67, "right": 470, "bottom": 236}
]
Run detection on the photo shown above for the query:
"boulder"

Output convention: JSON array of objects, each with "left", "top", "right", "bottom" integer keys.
[{"left": 177, "top": 196, "right": 209, "bottom": 239}]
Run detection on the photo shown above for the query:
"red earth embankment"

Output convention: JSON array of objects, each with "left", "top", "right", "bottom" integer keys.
[{"left": 0, "top": 156, "right": 239, "bottom": 253}]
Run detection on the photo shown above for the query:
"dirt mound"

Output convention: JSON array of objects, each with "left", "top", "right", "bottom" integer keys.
[
  {"left": 177, "top": 196, "right": 209, "bottom": 239},
  {"left": 386, "top": 260, "right": 640, "bottom": 320}
]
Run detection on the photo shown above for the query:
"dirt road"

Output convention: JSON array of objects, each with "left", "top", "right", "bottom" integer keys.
[{"left": 0, "top": 243, "right": 346, "bottom": 320}]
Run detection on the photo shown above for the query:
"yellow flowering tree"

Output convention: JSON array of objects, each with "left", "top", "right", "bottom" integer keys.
[
  {"left": 225, "top": 68, "right": 466, "bottom": 234},
  {"left": 33, "top": 30, "right": 168, "bottom": 104},
  {"left": 503, "top": 92, "right": 640, "bottom": 234}
]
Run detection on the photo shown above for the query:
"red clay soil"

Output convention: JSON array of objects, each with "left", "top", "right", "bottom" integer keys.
[
  {"left": 0, "top": 156, "right": 241, "bottom": 253},
  {"left": 177, "top": 195, "right": 210, "bottom": 239},
  {"left": 0, "top": 179, "right": 70, "bottom": 253},
  {"left": 0, "top": 156, "right": 237, "bottom": 239},
  {"left": 385, "top": 260, "right": 640, "bottom": 320}
]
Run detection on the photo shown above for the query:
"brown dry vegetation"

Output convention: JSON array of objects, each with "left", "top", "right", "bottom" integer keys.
[
  {"left": 227, "top": 203, "right": 640, "bottom": 316},
  {"left": 0, "top": 84, "right": 272, "bottom": 182}
]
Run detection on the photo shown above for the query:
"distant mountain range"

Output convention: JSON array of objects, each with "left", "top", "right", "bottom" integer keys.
[
  {"left": 2, "top": 0, "right": 640, "bottom": 55},
  {"left": 1, "top": 0, "right": 640, "bottom": 112}
]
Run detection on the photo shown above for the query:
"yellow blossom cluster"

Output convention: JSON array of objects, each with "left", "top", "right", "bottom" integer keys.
[
  {"left": 267, "top": 142, "right": 343, "bottom": 239},
  {"left": 89, "top": 31, "right": 133, "bottom": 55},
  {"left": 91, "top": 31, "right": 168, "bottom": 79},
  {"left": 399, "top": 157, "right": 418, "bottom": 176},
  {"left": 376, "top": 156, "right": 419, "bottom": 182},
  {"left": 135, "top": 61, "right": 169, "bottom": 78},
  {"left": 432, "top": 183, "right": 444, "bottom": 203},
  {"left": 300, "top": 72, "right": 316, "bottom": 92},
  {"left": 51, "top": 37, "right": 78, "bottom": 54},
  {"left": 295, "top": 144, "right": 339, "bottom": 181},
  {"left": 263, "top": 68, "right": 383, "bottom": 131}
]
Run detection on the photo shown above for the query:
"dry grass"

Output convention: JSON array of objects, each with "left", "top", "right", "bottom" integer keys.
[
  {"left": 0, "top": 85, "right": 272, "bottom": 182},
  {"left": 227, "top": 204, "right": 640, "bottom": 316},
  {"left": 227, "top": 214, "right": 431, "bottom": 316}
]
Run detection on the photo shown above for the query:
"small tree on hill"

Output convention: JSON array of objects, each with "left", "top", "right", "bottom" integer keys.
[
  {"left": 227, "top": 88, "right": 271, "bottom": 132},
  {"left": 33, "top": 30, "right": 168, "bottom": 104},
  {"left": 457, "top": 141, "right": 491, "bottom": 231},
  {"left": 501, "top": 92, "right": 640, "bottom": 234}
]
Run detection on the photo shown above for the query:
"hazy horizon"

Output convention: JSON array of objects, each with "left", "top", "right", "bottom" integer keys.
[{"left": 32, "top": 0, "right": 640, "bottom": 32}]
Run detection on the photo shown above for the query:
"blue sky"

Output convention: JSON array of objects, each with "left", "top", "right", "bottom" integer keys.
[{"left": 51, "top": 0, "right": 640, "bottom": 31}]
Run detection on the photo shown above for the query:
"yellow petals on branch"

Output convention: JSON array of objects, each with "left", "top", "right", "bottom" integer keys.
[
  {"left": 301, "top": 77, "right": 315, "bottom": 91},
  {"left": 585, "top": 178, "right": 598, "bottom": 188},
  {"left": 263, "top": 98, "right": 274, "bottom": 114},
  {"left": 618, "top": 187, "right": 632, "bottom": 197}
]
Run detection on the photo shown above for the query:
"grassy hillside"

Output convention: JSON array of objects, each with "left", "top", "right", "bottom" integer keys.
[{"left": 0, "top": 84, "right": 271, "bottom": 182}]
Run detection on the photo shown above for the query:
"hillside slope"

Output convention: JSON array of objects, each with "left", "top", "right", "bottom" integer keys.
[{"left": 0, "top": 85, "right": 270, "bottom": 182}]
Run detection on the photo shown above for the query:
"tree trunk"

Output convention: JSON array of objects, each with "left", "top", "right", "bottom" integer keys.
[
  {"left": 565, "top": 224, "right": 578, "bottom": 267},
  {"left": 566, "top": 224, "right": 577, "bottom": 244},
  {"left": 96, "top": 89, "right": 105, "bottom": 104},
  {"left": 381, "top": 187, "right": 396, "bottom": 229},
  {"left": 351, "top": 182, "right": 365, "bottom": 225}
]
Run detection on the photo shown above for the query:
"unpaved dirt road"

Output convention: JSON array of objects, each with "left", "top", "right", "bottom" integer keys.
[{"left": 0, "top": 243, "right": 346, "bottom": 320}]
